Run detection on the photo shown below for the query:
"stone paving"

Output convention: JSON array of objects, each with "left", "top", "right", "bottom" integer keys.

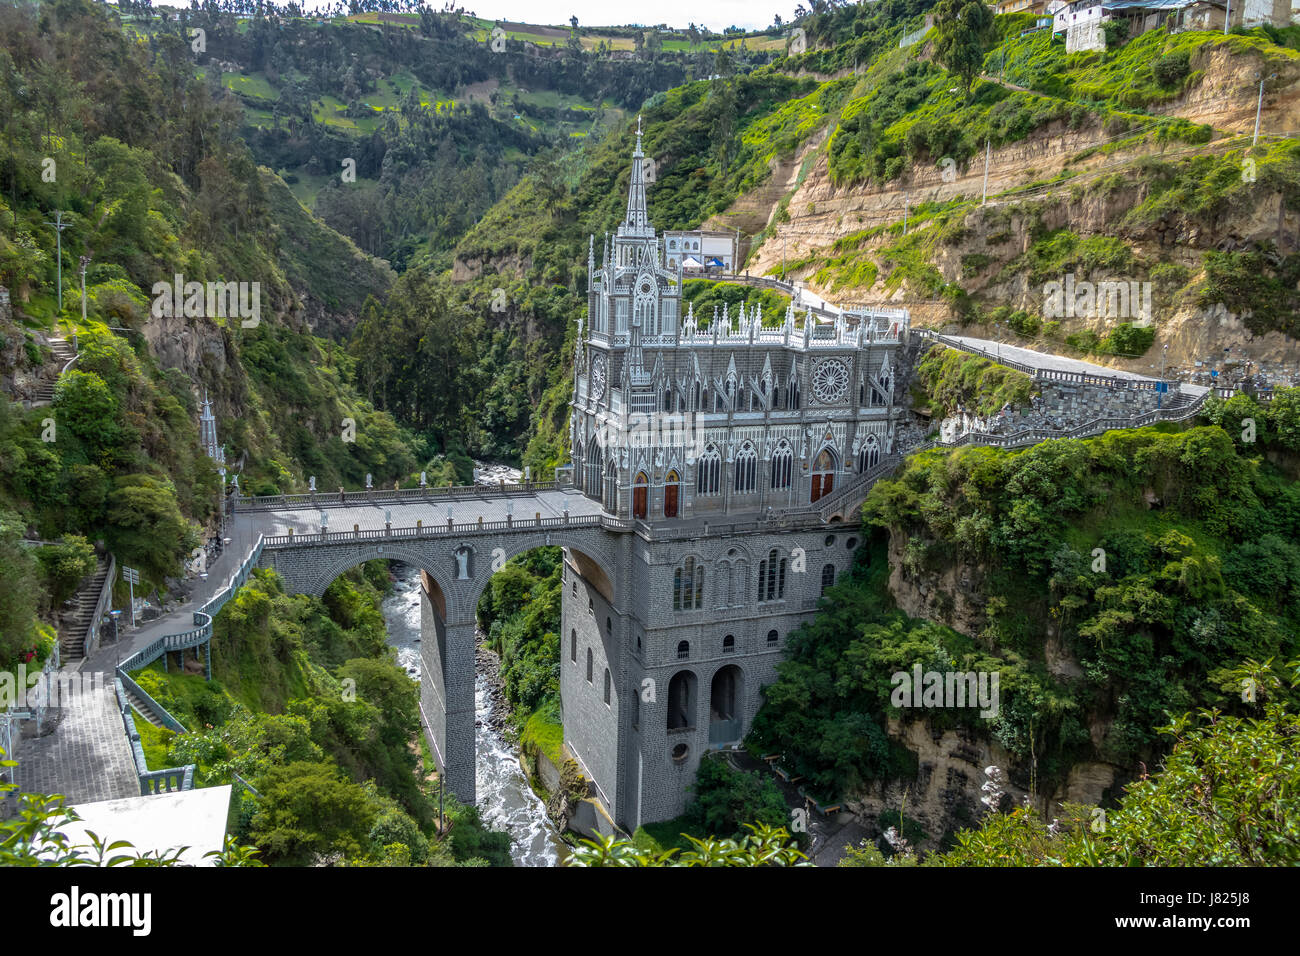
[{"left": 12, "top": 678, "right": 139, "bottom": 805}]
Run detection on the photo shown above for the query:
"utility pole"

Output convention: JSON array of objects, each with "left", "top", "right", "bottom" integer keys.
[
  {"left": 79, "top": 255, "right": 91, "bottom": 325},
  {"left": 1253, "top": 72, "right": 1275, "bottom": 147},
  {"left": 44, "top": 211, "right": 69, "bottom": 311},
  {"left": 982, "top": 140, "right": 991, "bottom": 206}
]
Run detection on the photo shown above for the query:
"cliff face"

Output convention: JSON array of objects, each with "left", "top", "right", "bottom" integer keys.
[{"left": 725, "top": 38, "right": 1300, "bottom": 375}]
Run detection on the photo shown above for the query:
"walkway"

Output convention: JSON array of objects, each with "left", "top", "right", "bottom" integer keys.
[{"left": 11, "top": 680, "right": 138, "bottom": 805}]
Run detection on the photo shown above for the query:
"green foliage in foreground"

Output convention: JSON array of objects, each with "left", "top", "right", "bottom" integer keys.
[
  {"left": 848, "top": 662, "right": 1300, "bottom": 866},
  {"left": 568, "top": 823, "right": 810, "bottom": 867},
  {"left": 0, "top": 749, "right": 263, "bottom": 867},
  {"left": 138, "top": 563, "right": 512, "bottom": 866}
]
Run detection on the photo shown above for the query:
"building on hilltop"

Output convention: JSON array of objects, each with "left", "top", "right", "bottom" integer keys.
[{"left": 557, "top": 129, "right": 912, "bottom": 827}]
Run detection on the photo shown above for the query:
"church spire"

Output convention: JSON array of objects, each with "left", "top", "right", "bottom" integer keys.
[{"left": 620, "top": 116, "right": 652, "bottom": 237}]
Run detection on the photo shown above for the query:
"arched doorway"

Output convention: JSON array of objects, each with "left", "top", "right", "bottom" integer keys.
[
  {"left": 663, "top": 470, "right": 680, "bottom": 518},
  {"left": 811, "top": 446, "right": 837, "bottom": 503},
  {"left": 667, "top": 670, "right": 697, "bottom": 731},
  {"left": 709, "top": 665, "right": 743, "bottom": 744},
  {"left": 633, "top": 472, "right": 648, "bottom": 520}
]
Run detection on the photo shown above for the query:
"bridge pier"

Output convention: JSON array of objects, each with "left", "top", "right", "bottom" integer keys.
[{"left": 418, "top": 594, "right": 478, "bottom": 804}]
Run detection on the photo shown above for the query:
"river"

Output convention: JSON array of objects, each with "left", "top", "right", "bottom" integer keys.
[{"left": 377, "top": 460, "right": 566, "bottom": 867}]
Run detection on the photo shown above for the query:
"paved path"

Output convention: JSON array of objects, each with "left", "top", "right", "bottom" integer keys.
[
  {"left": 935, "top": 334, "right": 1159, "bottom": 381},
  {"left": 243, "top": 486, "right": 601, "bottom": 538},
  {"left": 12, "top": 680, "right": 138, "bottom": 804}
]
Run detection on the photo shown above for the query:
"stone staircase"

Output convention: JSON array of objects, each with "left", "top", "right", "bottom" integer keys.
[
  {"left": 30, "top": 336, "right": 77, "bottom": 406},
  {"left": 59, "top": 556, "right": 109, "bottom": 666},
  {"left": 122, "top": 685, "right": 163, "bottom": 727}
]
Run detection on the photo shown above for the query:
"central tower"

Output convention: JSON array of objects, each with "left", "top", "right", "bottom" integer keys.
[{"left": 560, "top": 131, "right": 911, "bottom": 830}]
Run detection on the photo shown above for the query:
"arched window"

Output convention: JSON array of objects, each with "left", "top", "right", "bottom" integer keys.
[
  {"left": 766, "top": 629, "right": 779, "bottom": 646},
  {"left": 696, "top": 445, "right": 721, "bottom": 496},
  {"left": 588, "top": 443, "right": 603, "bottom": 500},
  {"left": 663, "top": 469, "right": 680, "bottom": 518},
  {"left": 667, "top": 671, "right": 696, "bottom": 730},
  {"left": 722, "top": 634, "right": 735, "bottom": 654},
  {"left": 570, "top": 628, "right": 577, "bottom": 663},
  {"left": 603, "top": 459, "right": 618, "bottom": 512},
  {"left": 786, "top": 375, "right": 801, "bottom": 410},
  {"left": 733, "top": 443, "right": 757, "bottom": 493},
  {"left": 673, "top": 557, "right": 703, "bottom": 610},
  {"left": 663, "top": 388, "right": 673, "bottom": 411},
  {"left": 857, "top": 435, "right": 880, "bottom": 473},
  {"left": 604, "top": 668, "right": 611, "bottom": 705},
  {"left": 770, "top": 442, "right": 793, "bottom": 490},
  {"left": 821, "top": 563, "right": 835, "bottom": 596},
  {"left": 633, "top": 471, "right": 648, "bottom": 520},
  {"left": 606, "top": 616, "right": 613, "bottom": 640},
  {"left": 586, "top": 648, "right": 593, "bottom": 683},
  {"left": 811, "top": 447, "right": 837, "bottom": 503},
  {"left": 677, "top": 640, "right": 690, "bottom": 660},
  {"left": 758, "top": 549, "right": 787, "bottom": 602}
]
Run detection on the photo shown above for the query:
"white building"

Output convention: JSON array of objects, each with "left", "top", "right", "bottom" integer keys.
[{"left": 663, "top": 230, "right": 738, "bottom": 273}]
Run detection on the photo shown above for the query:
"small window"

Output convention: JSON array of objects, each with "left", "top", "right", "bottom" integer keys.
[
  {"left": 766, "top": 629, "right": 779, "bottom": 646},
  {"left": 825, "top": 535, "right": 836, "bottom": 547},
  {"left": 604, "top": 669, "right": 611, "bottom": 705},
  {"left": 570, "top": 629, "right": 577, "bottom": 663},
  {"left": 588, "top": 597, "right": 594, "bottom": 615},
  {"left": 722, "top": 634, "right": 735, "bottom": 654},
  {"left": 846, "top": 537, "right": 858, "bottom": 550},
  {"left": 672, "top": 743, "right": 689, "bottom": 762},
  {"left": 677, "top": 640, "right": 690, "bottom": 660},
  {"left": 571, "top": 580, "right": 577, "bottom": 597},
  {"left": 586, "top": 648, "right": 593, "bottom": 683},
  {"left": 606, "top": 617, "right": 612, "bottom": 639},
  {"left": 821, "top": 563, "right": 836, "bottom": 596}
]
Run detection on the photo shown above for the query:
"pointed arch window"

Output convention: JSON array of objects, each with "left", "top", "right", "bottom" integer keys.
[
  {"left": 821, "top": 563, "right": 836, "bottom": 596},
  {"left": 696, "top": 445, "right": 721, "bottom": 496},
  {"left": 786, "top": 375, "right": 801, "bottom": 410},
  {"left": 588, "top": 443, "right": 603, "bottom": 500},
  {"left": 733, "top": 443, "right": 757, "bottom": 494},
  {"left": 771, "top": 442, "right": 793, "bottom": 490},
  {"left": 857, "top": 435, "right": 881, "bottom": 473},
  {"left": 603, "top": 459, "right": 618, "bottom": 513},
  {"left": 673, "top": 557, "right": 703, "bottom": 610}
]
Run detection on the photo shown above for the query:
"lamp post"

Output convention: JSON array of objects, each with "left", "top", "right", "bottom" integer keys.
[
  {"left": 1160, "top": 343, "right": 1168, "bottom": 381},
  {"left": 79, "top": 254, "right": 91, "bottom": 326}
]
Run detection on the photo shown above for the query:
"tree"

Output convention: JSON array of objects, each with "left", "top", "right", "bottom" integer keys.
[
  {"left": 932, "top": 0, "right": 995, "bottom": 97},
  {"left": 567, "top": 824, "right": 810, "bottom": 866}
]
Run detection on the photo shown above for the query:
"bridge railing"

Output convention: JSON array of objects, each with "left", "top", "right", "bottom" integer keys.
[
  {"left": 261, "top": 514, "right": 635, "bottom": 549},
  {"left": 234, "top": 480, "right": 564, "bottom": 512},
  {"left": 111, "top": 534, "right": 267, "bottom": 796}
]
